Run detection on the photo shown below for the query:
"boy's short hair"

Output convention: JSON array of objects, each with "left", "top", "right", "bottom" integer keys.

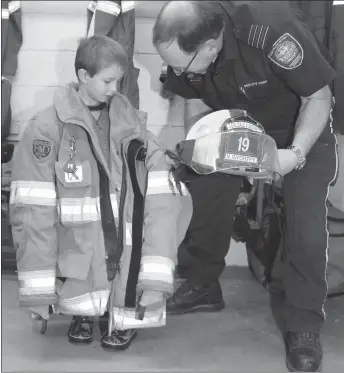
[{"left": 75, "top": 35, "right": 128, "bottom": 78}]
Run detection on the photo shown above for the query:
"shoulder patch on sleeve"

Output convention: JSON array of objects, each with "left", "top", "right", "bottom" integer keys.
[
  {"left": 32, "top": 139, "right": 53, "bottom": 160},
  {"left": 268, "top": 33, "right": 303, "bottom": 69}
]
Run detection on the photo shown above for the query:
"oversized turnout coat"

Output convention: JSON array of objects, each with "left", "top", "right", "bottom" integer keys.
[{"left": 10, "top": 83, "right": 192, "bottom": 330}]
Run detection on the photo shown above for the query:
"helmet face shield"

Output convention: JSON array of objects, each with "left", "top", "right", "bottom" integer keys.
[{"left": 176, "top": 110, "right": 282, "bottom": 181}]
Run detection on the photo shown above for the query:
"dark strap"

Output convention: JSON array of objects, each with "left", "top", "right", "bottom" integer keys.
[
  {"left": 1, "top": 78, "right": 12, "bottom": 141},
  {"left": 84, "top": 131, "right": 119, "bottom": 281},
  {"left": 98, "top": 163, "right": 119, "bottom": 281},
  {"left": 124, "top": 139, "right": 147, "bottom": 310}
]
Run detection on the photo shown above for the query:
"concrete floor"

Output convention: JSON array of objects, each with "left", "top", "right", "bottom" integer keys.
[{"left": 2, "top": 267, "right": 344, "bottom": 373}]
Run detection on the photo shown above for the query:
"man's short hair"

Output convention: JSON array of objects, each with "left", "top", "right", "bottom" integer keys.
[
  {"left": 152, "top": 1, "right": 224, "bottom": 53},
  {"left": 75, "top": 35, "right": 128, "bottom": 78}
]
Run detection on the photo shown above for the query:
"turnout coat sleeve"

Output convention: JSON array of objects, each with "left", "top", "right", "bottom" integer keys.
[
  {"left": 137, "top": 131, "right": 193, "bottom": 298},
  {"left": 9, "top": 111, "right": 60, "bottom": 307},
  {"left": 1, "top": 0, "right": 22, "bottom": 76}
]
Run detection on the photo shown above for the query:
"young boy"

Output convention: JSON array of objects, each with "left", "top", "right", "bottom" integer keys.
[{"left": 10, "top": 35, "right": 192, "bottom": 350}]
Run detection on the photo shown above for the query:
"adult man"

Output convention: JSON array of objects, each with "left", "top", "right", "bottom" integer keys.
[{"left": 153, "top": 1, "right": 338, "bottom": 371}]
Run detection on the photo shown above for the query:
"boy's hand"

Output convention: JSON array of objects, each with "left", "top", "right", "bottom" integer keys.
[{"left": 139, "top": 290, "right": 164, "bottom": 307}]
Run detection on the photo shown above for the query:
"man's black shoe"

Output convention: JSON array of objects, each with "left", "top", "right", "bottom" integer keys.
[
  {"left": 167, "top": 280, "right": 225, "bottom": 315},
  {"left": 285, "top": 332, "right": 322, "bottom": 372}
]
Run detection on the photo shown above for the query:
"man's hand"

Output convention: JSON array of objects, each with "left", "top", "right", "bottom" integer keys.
[
  {"left": 277, "top": 149, "right": 299, "bottom": 176},
  {"left": 139, "top": 290, "right": 164, "bottom": 307}
]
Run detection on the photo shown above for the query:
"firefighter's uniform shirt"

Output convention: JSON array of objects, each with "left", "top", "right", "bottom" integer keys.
[{"left": 164, "top": 1, "right": 336, "bottom": 147}]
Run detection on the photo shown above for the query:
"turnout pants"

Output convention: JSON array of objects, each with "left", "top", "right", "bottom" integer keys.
[{"left": 179, "top": 137, "right": 338, "bottom": 332}]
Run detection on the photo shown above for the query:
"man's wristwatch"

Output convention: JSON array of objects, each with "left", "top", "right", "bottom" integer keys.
[{"left": 287, "top": 145, "right": 307, "bottom": 170}]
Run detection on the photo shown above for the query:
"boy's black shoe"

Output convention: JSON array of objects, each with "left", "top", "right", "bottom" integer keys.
[{"left": 101, "top": 329, "right": 138, "bottom": 350}]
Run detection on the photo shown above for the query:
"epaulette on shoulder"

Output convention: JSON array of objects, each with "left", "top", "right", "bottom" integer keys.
[{"left": 233, "top": 24, "right": 270, "bottom": 50}]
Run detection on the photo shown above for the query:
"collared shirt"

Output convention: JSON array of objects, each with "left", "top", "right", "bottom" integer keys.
[{"left": 164, "top": 1, "right": 336, "bottom": 147}]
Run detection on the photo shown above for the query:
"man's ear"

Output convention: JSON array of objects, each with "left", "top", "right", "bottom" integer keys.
[
  {"left": 203, "top": 38, "right": 218, "bottom": 53},
  {"left": 77, "top": 68, "right": 89, "bottom": 83},
  {"left": 203, "top": 26, "right": 224, "bottom": 53}
]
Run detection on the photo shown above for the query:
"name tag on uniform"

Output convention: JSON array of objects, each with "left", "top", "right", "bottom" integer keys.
[
  {"left": 240, "top": 80, "right": 268, "bottom": 100},
  {"left": 65, "top": 165, "right": 83, "bottom": 183},
  {"left": 243, "top": 80, "right": 268, "bottom": 89}
]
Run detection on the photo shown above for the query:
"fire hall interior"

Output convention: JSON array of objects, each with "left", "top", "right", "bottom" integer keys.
[{"left": 1, "top": 1, "right": 344, "bottom": 372}]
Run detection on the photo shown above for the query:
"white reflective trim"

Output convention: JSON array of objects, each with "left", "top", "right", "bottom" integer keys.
[
  {"left": 110, "top": 193, "right": 119, "bottom": 218},
  {"left": 112, "top": 306, "right": 166, "bottom": 330},
  {"left": 139, "top": 265, "right": 174, "bottom": 284},
  {"left": 125, "top": 221, "right": 132, "bottom": 245},
  {"left": 139, "top": 256, "right": 174, "bottom": 283},
  {"left": 121, "top": 0, "right": 135, "bottom": 12},
  {"left": 18, "top": 269, "right": 56, "bottom": 281},
  {"left": 146, "top": 171, "right": 189, "bottom": 195},
  {"left": 23, "top": 277, "right": 55, "bottom": 288},
  {"left": 56, "top": 290, "right": 110, "bottom": 316},
  {"left": 140, "top": 263, "right": 173, "bottom": 275},
  {"left": 1, "top": 9, "right": 9, "bottom": 19},
  {"left": 20, "top": 289, "right": 55, "bottom": 296},
  {"left": 97, "top": 1, "right": 121, "bottom": 15},
  {"left": 333, "top": 1, "right": 344, "bottom": 5},
  {"left": 18, "top": 269, "right": 56, "bottom": 296},
  {"left": 10, "top": 181, "right": 57, "bottom": 206},
  {"left": 140, "top": 256, "right": 174, "bottom": 270},
  {"left": 8, "top": 0, "right": 20, "bottom": 13},
  {"left": 59, "top": 196, "right": 101, "bottom": 223}
]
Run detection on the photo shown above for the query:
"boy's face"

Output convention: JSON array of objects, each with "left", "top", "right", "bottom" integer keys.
[{"left": 82, "top": 64, "right": 125, "bottom": 104}]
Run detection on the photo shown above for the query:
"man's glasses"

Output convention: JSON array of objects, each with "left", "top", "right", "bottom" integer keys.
[{"left": 172, "top": 51, "right": 199, "bottom": 76}]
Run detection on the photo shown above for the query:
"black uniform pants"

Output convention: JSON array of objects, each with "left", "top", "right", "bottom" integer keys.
[{"left": 179, "top": 137, "right": 338, "bottom": 332}]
